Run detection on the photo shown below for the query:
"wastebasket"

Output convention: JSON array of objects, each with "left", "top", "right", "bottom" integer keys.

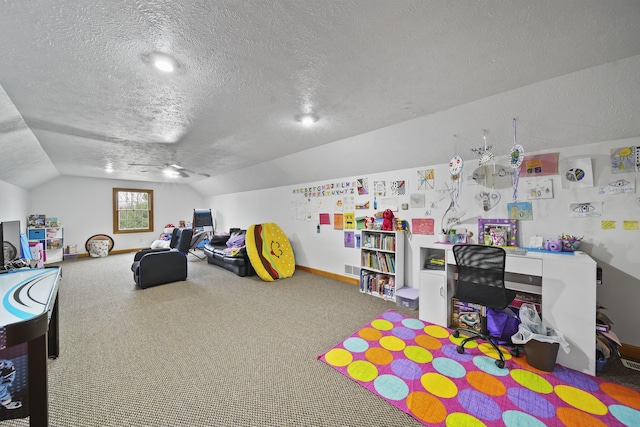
[
  {"left": 524, "top": 339, "right": 560, "bottom": 372},
  {"left": 511, "top": 303, "right": 569, "bottom": 372}
]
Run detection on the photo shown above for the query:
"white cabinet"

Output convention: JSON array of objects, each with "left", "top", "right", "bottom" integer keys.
[
  {"left": 419, "top": 271, "right": 448, "bottom": 325},
  {"left": 359, "top": 230, "right": 405, "bottom": 301},
  {"left": 418, "top": 246, "right": 449, "bottom": 326},
  {"left": 27, "top": 227, "right": 64, "bottom": 264}
]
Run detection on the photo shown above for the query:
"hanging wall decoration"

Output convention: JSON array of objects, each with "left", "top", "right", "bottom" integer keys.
[{"left": 510, "top": 118, "right": 524, "bottom": 202}]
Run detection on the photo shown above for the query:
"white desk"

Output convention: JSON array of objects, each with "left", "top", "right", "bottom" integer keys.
[{"left": 418, "top": 244, "right": 597, "bottom": 376}]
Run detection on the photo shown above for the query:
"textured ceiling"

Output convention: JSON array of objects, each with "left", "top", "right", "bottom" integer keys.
[{"left": 1, "top": 1, "right": 640, "bottom": 195}]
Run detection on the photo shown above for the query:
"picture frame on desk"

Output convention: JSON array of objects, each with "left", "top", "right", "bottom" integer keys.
[{"left": 478, "top": 218, "right": 518, "bottom": 247}]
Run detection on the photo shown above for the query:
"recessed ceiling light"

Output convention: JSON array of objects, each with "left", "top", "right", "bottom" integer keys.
[
  {"left": 149, "top": 52, "right": 179, "bottom": 73},
  {"left": 297, "top": 114, "right": 318, "bottom": 127}
]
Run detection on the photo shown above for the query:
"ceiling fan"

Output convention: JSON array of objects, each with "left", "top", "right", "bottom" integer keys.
[{"left": 128, "top": 163, "right": 211, "bottom": 178}]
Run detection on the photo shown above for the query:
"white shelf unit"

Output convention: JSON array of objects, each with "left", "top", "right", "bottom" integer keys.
[
  {"left": 359, "top": 230, "right": 404, "bottom": 301},
  {"left": 27, "top": 227, "right": 64, "bottom": 264}
]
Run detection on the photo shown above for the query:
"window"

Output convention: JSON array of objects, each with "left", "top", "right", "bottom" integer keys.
[{"left": 113, "top": 188, "right": 154, "bottom": 233}]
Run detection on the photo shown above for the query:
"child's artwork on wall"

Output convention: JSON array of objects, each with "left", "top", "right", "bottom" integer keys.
[
  {"left": 477, "top": 191, "right": 501, "bottom": 212},
  {"left": 610, "top": 146, "right": 640, "bottom": 174},
  {"left": 357, "top": 178, "right": 369, "bottom": 195},
  {"left": 333, "top": 213, "right": 344, "bottom": 229},
  {"left": 380, "top": 197, "right": 398, "bottom": 211},
  {"left": 355, "top": 200, "right": 370, "bottom": 209},
  {"left": 390, "top": 180, "right": 406, "bottom": 195},
  {"left": 411, "top": 218, "right": 434, "bottom": 235},
  {"left": 344, "top": 231, "right": 355, "bottom": 248},
  {"left": 525, "top": 178, "right": 554, "bottom": 200},
  {"left": 561, "top": 158, "right": 594, "bottom": 189},
  {"left": 417, "top": 169, "right": 435, "bottom": 190},
  {"left": 373, "top": 181, "right": 386, "bottom": 196},
  {"left": 519, "top": 152, "right": 558, "bottom": 177},
  {"left": 601, "top": 220, "right": 615, "bottom": 230},
  {"left": 624, "top": 220, "right": 638, "bottom": 231},
  {"left": 508, "top": 202, "right": 533, "bottom": 221},
  {"left": 409, "top": 193, "right": 425, "bottom": 209},
  {"left": 344, "top": 212, "right": 355, "bottom": 229},
  {"left": 598, "top": 177, "right": 635, "bottom": 195},
  {"left": 343, "top": 196, "right": 355, "bottom": 211},
  {"left": 570, "top": 202, "right": 602, "bottom": 217}
]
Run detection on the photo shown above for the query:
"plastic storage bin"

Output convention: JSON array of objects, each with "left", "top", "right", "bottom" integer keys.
[{"left": 396, "top": 287, "right": 419, "bottom": 310}]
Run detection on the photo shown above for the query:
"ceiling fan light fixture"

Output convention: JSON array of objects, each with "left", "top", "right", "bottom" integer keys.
[
  {"left": 296, "top": 114, "right": 318, "bottom": 127},
  {"left": 149, "top": 52, "right": 179, "bottom": 73},
  {"left": 163, "top": 168, "right": 180, "bottom": 177}
]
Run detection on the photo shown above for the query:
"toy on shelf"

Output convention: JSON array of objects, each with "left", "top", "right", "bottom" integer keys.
[{"left": 382, "top": 209, "right": 395, "bottom": 231}]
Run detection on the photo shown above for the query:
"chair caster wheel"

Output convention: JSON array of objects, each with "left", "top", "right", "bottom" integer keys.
[
  {"left": 495, "top": 359, "right": 505, "bottom": 369},
  {"left": 456, "top": 345, "right": 465, "bottom": 354},
  {"left": 452, "top": 330, "right": 460, "bottom": 338},
  {"left": 510, "top": 347, "right": 520, "bottom": 358}
]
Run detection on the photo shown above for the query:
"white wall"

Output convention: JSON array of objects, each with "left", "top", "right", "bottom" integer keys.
[
  {"left": 27, "top": 176, "right": 206, "bottom": 253},
  {"left": 208, "top": 136, "right": 640, "bottom": 346},
  {"left": 0, "top": 180, "right": 28, "bottom": 230}
]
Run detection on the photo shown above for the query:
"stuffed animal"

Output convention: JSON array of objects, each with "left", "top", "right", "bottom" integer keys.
[
  {"left": 364, "top": 217, "right": 375, "bottom": 229},
  {"left": 382, "top": 209, "right": 395, "bottom": 231}
]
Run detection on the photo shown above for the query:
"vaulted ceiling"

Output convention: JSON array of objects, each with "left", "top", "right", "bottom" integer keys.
[{"left": 1, "top": 1, "right": 639, "bottom": 196}]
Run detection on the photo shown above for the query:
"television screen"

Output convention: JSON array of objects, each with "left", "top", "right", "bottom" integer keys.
[{"left": 1, "top": 220, "right": 21, "bottom": 269}]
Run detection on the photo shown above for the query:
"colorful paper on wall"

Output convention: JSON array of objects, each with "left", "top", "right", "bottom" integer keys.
[
  {"left": 333, "top": 213, "right": 343, "bottom": 230},
  {"left": 610, "top": 146, "right": 640, "bottom": 173},
  {"left": 411, "top": 218, "right": 434, "bottom": 235},
  {"left": 344, "top": 212, "right": 355, "bottom": 229},
  {"left": 601, "top": 220, "right": 616, "bottom": 230},
  {"left": 319, "top": 213, "right": 331, "bottom": 225},
  {"left": 623, "top": 220, "right": 638, "bottom": 231},
  {"left": 519, "top": 152, "right": 558, "bottom": 177},
  {"left": 508, "top": 202, "right": 533, "bottom": 220},
  {"left": 357, "top": 178, "right": 369, "bottom": 195},
  {"left": 344, "top": 231, "right": 355, "bottom": 248}
]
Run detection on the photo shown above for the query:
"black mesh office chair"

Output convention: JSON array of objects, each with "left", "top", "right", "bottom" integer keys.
[{"left": 452, "top": 244, "right": 519, "bottom": 368}]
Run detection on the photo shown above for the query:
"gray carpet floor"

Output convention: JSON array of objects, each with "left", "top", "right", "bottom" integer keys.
[{"left": 3, "top": 252, "right": 639, "bottom": 426}]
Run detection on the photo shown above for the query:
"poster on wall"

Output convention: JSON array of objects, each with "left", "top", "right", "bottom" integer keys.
[
  {"left": 409, "top": 193, "right": 425, "bottom": 209},
  {"left": 344, "top": 231, "right": 355, "bottom": 248},
  {"left": 525, "top": 178, "right": 554, "bottom": 200},
  {"left": 610, "top": 146, "right": 640, "bottom": 173},
  {"left": 390, "top": 180, "right": 406, "bottom": 195},
  {"left": 333, "top": 213, "right": 344, "bottom": 229},
  {"left": 417, "top": 169, "right": 435, "bottom": 190},
  {"left": 508, "top": 202, "right": 533, "bottom": 221},
  {"left": 561, "top": 158, "right": 594, "bottom": 189},
  {"left": 344, "top": 212, "right": 355, "bottom": 229},
  {"left": 380, "top": 197, "right": 399, "bottom": 211},
  {"left": 411, "top": 218, "right": 434, "bottom": 235},
  {"left": 570, "top": 202, "right": 602, "bottom": 217},
  {"left": 373, "top": 181, "right": 386, "bottom": 196},
  {"left": 598, "top": 177, "right": 635, "bottom": 195},
  {"left": 519, "top": 152, "right": 559, "bottom": 177},
  {"left": 357, "top": 178, "right": 369, "bottom": 195}
]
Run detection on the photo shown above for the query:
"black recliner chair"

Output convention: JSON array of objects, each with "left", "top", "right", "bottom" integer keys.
[{"left": 131, "top": 228, "right": 193, "bottom": 289}]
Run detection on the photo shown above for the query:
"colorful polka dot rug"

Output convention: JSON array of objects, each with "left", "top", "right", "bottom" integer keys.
[{"left": 318, "top": 310, "right": 640, "bottom": 426}]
